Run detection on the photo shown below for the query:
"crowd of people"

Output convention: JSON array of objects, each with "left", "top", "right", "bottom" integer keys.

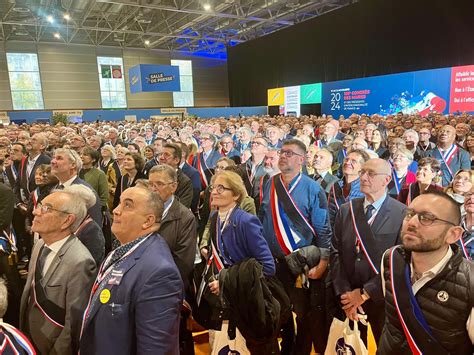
[{"left": 0, "top": 110, "right": 473, "bottom": 354}]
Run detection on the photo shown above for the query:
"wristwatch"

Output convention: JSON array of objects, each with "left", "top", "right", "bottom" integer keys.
[{"left": 360, "top": 288, "right": 370, "bottom": 301}]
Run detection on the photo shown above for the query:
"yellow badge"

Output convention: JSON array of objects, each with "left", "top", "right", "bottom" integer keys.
[{"left": 100, "top": 289, "right": 111, "bottom": 304}]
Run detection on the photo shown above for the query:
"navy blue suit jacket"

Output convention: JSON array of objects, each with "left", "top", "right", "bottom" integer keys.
[
  {"left": 182, "top": 162, "right": 202, "bottom": 210},
  {"left": 79, "top": 234, "right": 183, "bottom": 355},
  {"left": 428, "top": 146, "right": 471, "bottom": 186},
  {"left": 192, "top": 149, "right": 222, "bottom": 170}
]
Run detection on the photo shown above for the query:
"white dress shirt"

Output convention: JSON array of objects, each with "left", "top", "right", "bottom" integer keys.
[{"left": 42, "top": 237, "right": 70, "bottom": 277}]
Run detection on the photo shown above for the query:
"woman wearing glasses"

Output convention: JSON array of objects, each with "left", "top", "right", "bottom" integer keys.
[
  {"left": 445, "top": 169, "right": 474, "bottom": 216},
  {"left": 199, "top": 170, "right": 275, "bottom": 353},
  {"left": 398, "top": 157, "right": 442, "bottom": 205}
]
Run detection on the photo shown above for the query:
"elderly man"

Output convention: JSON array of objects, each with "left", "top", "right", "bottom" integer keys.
[
  {"left": 263, "top": 148, "right": 280, "bottom": 177},
  {"left": 0, "top": 278, "right": 36, "bottom": 354},
  {"left": 331, "top": 158, "right": 406, "bottom": 346},
  {"left": 417, "top": 127, "right": 436, "bottom": 155},
  {"left": 313, "top": 148, "right": 339, "bottom": 194},
  {"left": 192, "top": 133, "right": 222, "bottom": 188},
  {"left": 149, "top": 165, "right": 197, "bottom": 354},
  {"left": 378, "top": 192, "right": 473, "bottom": 354},
  {"left": 266, "top": 125, "right": 282, "bottom": 149},
  {"left": 428, "top": 125, "right": 470, "bottom": 186},
  {"left": 79, "top": 187, "right": 182, "bottom": 355},
  {"left": 219, "top": 134, "right": 240, "bottom": 163},
  {"left": 235, "top": 127, "right": 252, "bottom": 154},
  {"left": 51, "top": 148, "right": 102, "bottom": 226},
  {"left": 20, "top": 186, "right": 97, "bottom": 354},
  {"left": 402, "top": 129, "right": 422, "bottom": 161},
  {"left": 260, "top": 139, "right": 332, "bottom": 355}
]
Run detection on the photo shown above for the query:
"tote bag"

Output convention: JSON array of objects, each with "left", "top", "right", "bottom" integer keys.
[{"left": 325, "top": 318, "right": 368, "bottom": 355}]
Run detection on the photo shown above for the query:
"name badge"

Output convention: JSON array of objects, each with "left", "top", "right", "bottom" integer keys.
[{"left": 108, "top": 269, "right": 124, "bottom": 286}]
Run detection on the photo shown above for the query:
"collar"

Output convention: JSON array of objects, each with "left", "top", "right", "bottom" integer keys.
[
  {"left": 363, "top": 192, "right": 387, "bottom": 212},
  {"left": 179, "top": 161, "right": 185, "bottom": 169},
  {"left": 61, "top": 175, "right": 78, "bottom": 187},
  {"left": 28, "top": 154, "right": 41, "bottom": 164},
  {"left": 44, "top": 235, "right": 71, "bottom": 254},
  {"left": 410, "top": 246, "right": 453, "bottom": 279}
]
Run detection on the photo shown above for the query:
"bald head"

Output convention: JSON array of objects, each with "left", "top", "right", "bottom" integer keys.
[{"left": 367, "top": 158, "right": 392, "bottom": 175}]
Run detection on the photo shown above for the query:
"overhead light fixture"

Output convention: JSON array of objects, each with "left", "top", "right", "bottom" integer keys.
[
  {"left": 203, "top": 3, "right": 212, "bottom": 11},
  {"left": 63, "top": 13, "right": 71, "bottom": 21},
  {"left": 144, "top": 40, "right": 150, "bottom": 46},
  {"left": 47, "top": 15, "right": 54, "bottom": 23},
  {"left": 13, "top": 7, "right": 30, "bottom": 13},
  {"left": 54, "top": 32, "right": 61, "bottom": 39}
]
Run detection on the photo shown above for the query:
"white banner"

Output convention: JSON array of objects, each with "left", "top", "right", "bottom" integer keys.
[
  {"left": 160, "top": 108, "right": 187, "bottom": 114},
  {"left": 52, "top": 110, "right": 83, "bottom": 117}
]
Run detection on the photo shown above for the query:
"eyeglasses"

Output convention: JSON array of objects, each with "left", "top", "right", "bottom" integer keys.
[
  {"left": 221, "top": 142, "right": 233, "bottom": 146},
  {"left": 215, "top": 165, "right": 227, "bottom": 170},
  {"left": 278, "top": 149, "right": 303, "bottom": 158},
  {"left": 404, "top": 208, "right": 456, "bottom": 226},
  {"left": 36, "top": 202, "right": 70, "bottom": 215},
  {"left": 358, "top": 169, "right": 389, "bottom": 178},
  {"left": 251, "top": 141, "right": 266, "bottom": 147},
  {"left": 209, "top": 184, "right": 232, "bottom": 194},
  {"left": 149, "top": 181, "right": 175, "bottom": 188}
]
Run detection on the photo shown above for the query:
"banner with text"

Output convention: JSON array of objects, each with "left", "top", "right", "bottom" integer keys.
[{"left": 129, "top": 64, "right": 181, "bottom": 93}]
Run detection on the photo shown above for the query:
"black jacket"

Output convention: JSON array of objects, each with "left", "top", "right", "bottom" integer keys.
[{"left": 175, "top": 169, "right": 193, "bottom": 209}]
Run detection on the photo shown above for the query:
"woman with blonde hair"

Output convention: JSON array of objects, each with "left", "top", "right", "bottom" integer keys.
[{"left": 445, "top": 169, "right": 474, "bottom": 215}]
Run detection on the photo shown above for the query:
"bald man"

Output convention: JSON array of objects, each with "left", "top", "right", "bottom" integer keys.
[{"left": 331, "top": 158, "right": 407, "bottom": 346}]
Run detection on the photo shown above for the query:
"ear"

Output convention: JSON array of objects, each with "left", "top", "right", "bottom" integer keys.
[
  {"left": 142, "top": 214, "right": 156, "bottom": 229},
  {"left": 62, "top": 214, "right": 76, "bottom": 232},
  {"left": 445, "top": 225, "right": 464, "bottom": 244}
]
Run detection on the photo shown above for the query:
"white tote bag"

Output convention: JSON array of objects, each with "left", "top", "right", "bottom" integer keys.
[
  {"left": 325, "top": 318, "right": 368, "bottom": 355},
  {"left": 211, "top": 320, "right": 251, "bottom": 355}
]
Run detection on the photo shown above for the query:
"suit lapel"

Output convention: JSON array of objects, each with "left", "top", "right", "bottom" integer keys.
[
  {"left": 370, "top": 196, "right": 390, "bottom": 234},
  {"left": 41, "top": 236, "right": 76, "bottom": 286}
]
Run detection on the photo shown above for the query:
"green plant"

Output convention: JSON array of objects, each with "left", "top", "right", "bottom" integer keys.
[{"left": 51, "top": 113, "right": 68, "bottom": 125}]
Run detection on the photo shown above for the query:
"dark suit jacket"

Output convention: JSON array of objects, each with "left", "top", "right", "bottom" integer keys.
[
  {"left": 159, "top": 197, "right": 196, "bottom": 296},
  {"left": 112, "top": 171, "right": 147, "bottom": 209},
  {"left": 192, "top": 149, "right": 222, "bottom": 170},
  {"left": 330, "top": 196, "right": 406, "bottom": 302},
  {"left": 428, "top": 146, "right": 471, "bottom": 186},
  {"left": 14, "top": 153, "right": 51, "bottom": 204},
  {"left": 75, "top": 217, "right": 105, "bottom": 266},
  {"left": 181, "top": 162, "right": 201, "bottom": 212},
  {"left": 4, "top": 161, "right": 20, "bottom": 189},
  {"left": 314, "top": 172, "right": 339, "bottom": 194},
  {"left": 176, "top": 169, "right": 193, "bottom": 209},
  {"left": 71, "top": 177, "right": 103, "bottom": 227},
  {"left": 0, "top": 183, "right": 14, "bottom": 231},
  {"left": 79, "top": 234, "right": 183, "bottom": 355}
]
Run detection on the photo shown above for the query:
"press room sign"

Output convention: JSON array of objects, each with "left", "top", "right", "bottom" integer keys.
[{"left": 129, "top": 64, "right": 181, "bottom": 93}]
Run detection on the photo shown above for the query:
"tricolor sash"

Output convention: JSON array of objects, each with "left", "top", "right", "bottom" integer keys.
[
  {"left": 270, "top": 175, "right": 316, "bottom": 256},
  {"left": 32, "top": 188, "right": 40, "bottom": 209},
  {"left": 391, "top": 170, "right": 403, "bottom": 195},
  {"left": 349, "top": 200, "right": 381, "bottom": 275},
  {"left": 196, "top": 152, "right": 211, "bottom": 189},
  {"left": 388, "top": 246, "right": 447, "bottom": 354},
  {"left": 459, "top": 232, "right": 473, "bottom": 261},
  {"left": 1, "top": 323, "right": 36, "bottom": 355},
  {"left": 438, "top": 145, "right": 458, "bottom": 180}
]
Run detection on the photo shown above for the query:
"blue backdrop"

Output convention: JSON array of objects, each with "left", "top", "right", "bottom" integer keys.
[{"left": 129, "top": 64, "right": 181, "bottom": 93}]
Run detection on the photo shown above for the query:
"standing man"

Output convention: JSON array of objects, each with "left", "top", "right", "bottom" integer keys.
[
  {"left": 219, "top": 135, "right": 240, "bottom": 163},
  {"left": 312, "top": 148, "right": 339, "bottom": 194},
  {"left": 149, "top": 165, "right": 197, "bottom": 354},
  {"left": 331, "top": 158, "right": 406, "bottom": 345},
  {"left": 260, "top": 139, "right": 332, "bottom": 355},
  {"left": 378, "top": 192, "right": 473, "bottom": 354},
  {"left": 193, "top": 133, "right": 222, "bottom": 188},
  {"left": 20, "top": 186, "right": 97, "bottom": 354},
  {"left": 428, "top": 125, "right": 470, "bottom": 187},
  {"left": 79, "top": 187, "right": 182, "bottom": 355},
  {"left": 416, "top": 127, "right": 436, "bottom": 156},
  {"left": 178, "top": 142, "right": 201, "bottom": 213}
]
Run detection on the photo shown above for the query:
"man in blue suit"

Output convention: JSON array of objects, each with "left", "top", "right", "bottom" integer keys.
[
  {"left": 79, "top": 186, "right": 183, "bottom": 355},
  {"left": 179, "top": 142, "right": 202, "bottom": 212},
  {"left": 192, "top": 133, "right": 222, "bottom": 188},
  {"left": 428, "top": 125, "right": 470, "bottom": 187}
]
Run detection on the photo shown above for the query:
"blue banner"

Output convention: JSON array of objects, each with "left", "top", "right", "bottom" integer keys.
[
  {"left": 129, "top": 64, "right": 181, "bottom": 93},
  {"left": 321, "top": 67, "right": 452, "bottom": 117}
]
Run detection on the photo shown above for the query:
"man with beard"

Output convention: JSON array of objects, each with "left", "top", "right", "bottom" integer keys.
[
  {"left": 263, "top": 148, "right": 280, "bottom": 177},
  {"left": 378, "top": 192, "right": 473, "bottom": 354}
]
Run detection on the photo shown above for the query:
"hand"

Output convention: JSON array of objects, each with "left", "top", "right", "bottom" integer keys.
[
  {"left": 209, "top": 280, "right": 219, "bottom": 296},
  {"left": 340, "top": 289, "right": 365, "bottom": 312},
  {"left": 344, "top": 305, "right": 366, "bottom": 322},
  {"left": 200, "top": 247, "right": 208, "bottom": 259},
  {"left": 308, "top": 259, "right": 328, "bottom": 280}
]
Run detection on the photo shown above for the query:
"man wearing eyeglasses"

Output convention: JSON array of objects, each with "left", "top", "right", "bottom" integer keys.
[
  {"left": 378, "top": 191, "right": 473, "bottom": 354},
  {"left": 331, "top": 158, "right": 406, "bottom": 346},
  {"left": 20, "top": 186, "right": 97, "bottom": 354},
  {"left": 259, "top": 139, "right": 332, "bottom": 355},
  {"left": 219, "top": 135, "right": 240, "bottom": 164}
]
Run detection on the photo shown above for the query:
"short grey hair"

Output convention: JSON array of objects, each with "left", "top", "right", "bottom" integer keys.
[
  {"left": 403, "top": 129, "right": 419, "bottom": 142},
  {"left": 149, "top": 164, "right": 177, "bottom": 182},
  {"left": 58, "top": 185, "right": 96, "bottom": 231},
  {"left": 101, "top": 144, "right": 117, "bottom": 160},
  {"left": 135, "top": 187, "right": 164, "bottom": 224},
  {"left": 0, "top": 278, "right": 7, "bottom": 318},
  {"left": 54, "top": 148, "right": 83, "bottom": 171},
  {"left": 33, "top": 133, "right": 49, "bottom": 150}
]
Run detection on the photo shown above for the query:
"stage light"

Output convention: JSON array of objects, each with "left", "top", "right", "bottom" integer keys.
[
  {"left": 144, "top": 40, "right": 150, "bottom": 46},
  {"left": 63, "top": 13, "right": 71, "bottom": 20},
  {"left": 54, "top": 32, "right": 61, "bottom": 39},
  {"left": 203, "top": 3, "right": 211, "bottom": 11},
  {"left": 47, "top": 15, "right": 54, "bottom": 23}
]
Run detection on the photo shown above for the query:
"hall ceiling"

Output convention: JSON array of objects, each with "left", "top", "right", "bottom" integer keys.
[{"left": 0, "top": 0, "right": 356, "bottom": 56}]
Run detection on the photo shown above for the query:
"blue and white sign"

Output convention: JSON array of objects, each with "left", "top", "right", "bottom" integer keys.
[{"left": 129, "top": 64, "right": 181, "bottom": 93}]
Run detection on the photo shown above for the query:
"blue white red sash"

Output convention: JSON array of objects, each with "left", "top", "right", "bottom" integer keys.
[
  {"left": 388, "top": 246, "right": 446, "bottom": 354},
  {"left": 196, "top": 152, "right": 209, "bottom": 188},
  {"left": 1, "top": 323, "right": 36, "bottom": 355},
  {"left": 11, "top": 164, "right": 18, "bottom": 182},
  {"left": 32, "top": 188, "right": 40, "bottom": 209},
  {"left": 0, "top": 228, "right": 17, "bottom": 254},
  {"left": 438, "top": 145, "right": 458, "bottom": 180},
  {"left": 349, "top": 200, "right": 380, "bottom": 274},
  {"left": 459, "top": 235, "right": 472, "bottom": 261},
  {"left": 392, "top": 170, "right": 403, "bottom": 195},
  {"left": 270, "top": 174, "right": 315, "bottom": 256}
]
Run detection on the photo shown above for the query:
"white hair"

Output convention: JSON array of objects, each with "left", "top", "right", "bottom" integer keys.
[
  {"left": 0, "top": 278, "right": 7, "bottom": 318},
  {"left": 54, "top": 148, "right": 83, "bottom": 171},
  {"left": 59, "top": 185, "right": 96, "bottom": 231}
]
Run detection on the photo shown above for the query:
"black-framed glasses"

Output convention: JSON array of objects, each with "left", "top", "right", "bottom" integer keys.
[
  {"left": 358, "top": 169, "right": 389, "bottom": 178},
  {"left": 209, "top": 184, "right": 232, "bottom": 194},
  {"left": 36, "top": 202, "right": 70, "bottom": 215},
  {"left": 404, "top": 208, "right": 456, "bottom": 226},
  {"left": 251, "top": 141, "right": 266, "bottom": 147},
  {"left": 278, "top": 149, "right": 303, "bottom": 158}
]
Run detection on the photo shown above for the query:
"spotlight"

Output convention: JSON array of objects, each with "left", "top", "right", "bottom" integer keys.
[
  {"left": 54, "top": 32, "right": 61, "bottom": 39},
  {"left": 144, "top": 40, "right": 150, "bottom": 46},
  {"left": 203, "top": 3, "right": 211, "bottom": 11},
  {"left": 63, "top": 13, "right": 71, "bottom": 21},
  {"left": 47, "top": 15, "right": 54, "bottom": 23}
]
